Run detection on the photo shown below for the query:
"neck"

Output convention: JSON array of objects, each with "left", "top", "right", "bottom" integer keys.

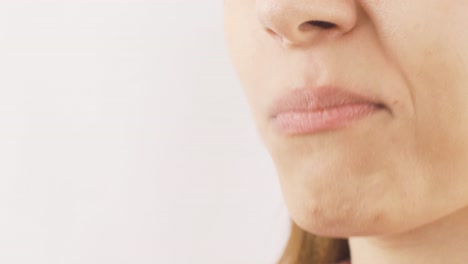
[{"left": 348, "top": 206, "right": 468, "bottom": 264}]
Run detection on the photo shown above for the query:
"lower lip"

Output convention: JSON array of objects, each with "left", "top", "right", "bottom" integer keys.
[{"left": 272, "top": 103, "right": 382, "bottom": 135}]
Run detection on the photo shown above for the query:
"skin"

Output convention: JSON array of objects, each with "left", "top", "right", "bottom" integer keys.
[{"left": 223, "top": 0, "right": 468, "bottom": 263}]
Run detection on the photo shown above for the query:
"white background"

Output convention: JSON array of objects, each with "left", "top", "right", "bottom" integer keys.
[{"left": 0, "top": 1, "right": 290, "bottom": 263}]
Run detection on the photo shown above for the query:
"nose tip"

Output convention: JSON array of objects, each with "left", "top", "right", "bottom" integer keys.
[{"left": 257, "top": 0, "right": 358, "bottom": 48}]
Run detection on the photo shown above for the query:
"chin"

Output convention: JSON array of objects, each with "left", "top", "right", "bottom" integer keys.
[
  {"left": 291, "top": 211, "right": 388, "bottom": 238},
  {"left": 284, "top": 191, "right": 399, "bottom": 238}
]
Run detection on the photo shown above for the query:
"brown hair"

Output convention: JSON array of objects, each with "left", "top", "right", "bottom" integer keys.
[{"left": 277, "top": 221, "right": 350, "bottom": 264}]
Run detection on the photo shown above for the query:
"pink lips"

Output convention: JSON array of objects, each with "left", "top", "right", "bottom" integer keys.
[{"left": 269, "top": 86, "right": 385, "bottom": 135}]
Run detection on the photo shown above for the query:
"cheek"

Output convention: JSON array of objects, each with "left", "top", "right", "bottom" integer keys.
[
  {"left": 365, "top": 0, "right": 468, "bottom": 135},
  {"left": 373, "top": 0, "right": 468, "bottom": 213}
]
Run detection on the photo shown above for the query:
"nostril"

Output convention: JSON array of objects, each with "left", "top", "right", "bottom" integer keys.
[{"left": 306, "top": 20, "right": 336, "bottom": 29}]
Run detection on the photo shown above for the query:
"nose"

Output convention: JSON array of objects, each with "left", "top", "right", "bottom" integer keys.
[{"left": 256, "top": 0, "right": 358, "bottom": 49}]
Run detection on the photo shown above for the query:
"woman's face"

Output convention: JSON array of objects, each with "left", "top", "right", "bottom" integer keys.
[{"left": 224, "top": 0, "right": 468, "bottom": 237}]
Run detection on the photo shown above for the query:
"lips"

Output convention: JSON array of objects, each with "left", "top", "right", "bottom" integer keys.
[{"left": 269, "top": 86, "right": 386, "bottom": 135}]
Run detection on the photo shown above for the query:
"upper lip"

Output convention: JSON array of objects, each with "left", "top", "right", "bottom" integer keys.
[{"left": 269, "top": 86, "right": 385, "bottom": 118}]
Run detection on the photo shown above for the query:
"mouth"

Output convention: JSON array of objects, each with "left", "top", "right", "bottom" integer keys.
[{"left": 269, "top": 86, "right": 387, "bottom": 135}]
